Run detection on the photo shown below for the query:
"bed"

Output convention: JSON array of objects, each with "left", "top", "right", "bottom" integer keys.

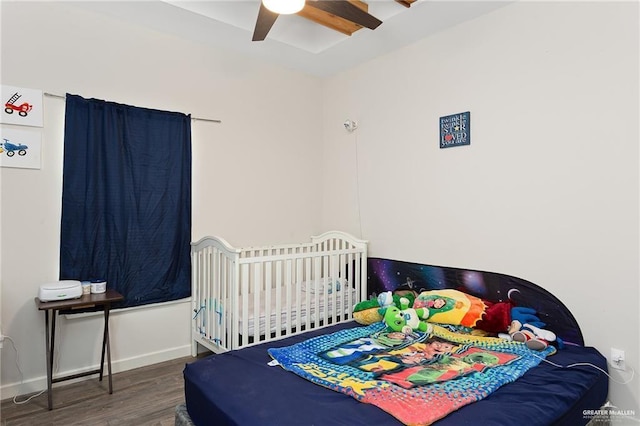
[
  {"left": 180, "top": 257, "right": 609, "bottom": 425},
  {"left": 190, "top": 231, "right": 368, "bottom": 355}
]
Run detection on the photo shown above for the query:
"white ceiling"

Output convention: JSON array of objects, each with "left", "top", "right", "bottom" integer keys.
[{"left": 69, "top": 0, "right": 513, "bottom": 77}]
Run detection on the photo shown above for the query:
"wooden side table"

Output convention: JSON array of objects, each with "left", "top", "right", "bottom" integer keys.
[{"left": 35, "top": 289, "right": 124, "bottom": 410}]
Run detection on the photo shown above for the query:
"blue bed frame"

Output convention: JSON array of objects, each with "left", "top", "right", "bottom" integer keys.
[{"left": 181, "top": 258, "right": 608, "bottom": 425}]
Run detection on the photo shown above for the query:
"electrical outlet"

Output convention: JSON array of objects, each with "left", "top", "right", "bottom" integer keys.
[{"left": 611, "top": 348, "right": 625, "bottom": 371}]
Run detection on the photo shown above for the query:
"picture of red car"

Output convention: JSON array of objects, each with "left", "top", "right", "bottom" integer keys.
[{"left": 4, "top": 92, "right": 33, "bottom": 117}]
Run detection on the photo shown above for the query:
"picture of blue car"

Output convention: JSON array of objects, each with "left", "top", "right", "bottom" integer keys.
[{"left": 1, "top": 138, "right": 28, "bottom": 157}]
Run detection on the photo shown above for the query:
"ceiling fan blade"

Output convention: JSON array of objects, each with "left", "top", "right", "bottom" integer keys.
[
  {"left": 307, "top": 1, "right": 382, "bottom": 30},
  {"left": 252, "top": 3, "right": 279, "bottom": 41},
  {"left": 394, "top": 0, "right": 417, "bottom": 8}
]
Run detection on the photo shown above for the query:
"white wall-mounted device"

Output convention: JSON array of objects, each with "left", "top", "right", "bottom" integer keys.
[{"left": 344, "top": 119, "right": 358, "bottom": 132}]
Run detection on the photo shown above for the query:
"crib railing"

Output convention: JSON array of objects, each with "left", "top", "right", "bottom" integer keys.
[{"left": 191, "top": 231, "right": 367, "bottom": 355}]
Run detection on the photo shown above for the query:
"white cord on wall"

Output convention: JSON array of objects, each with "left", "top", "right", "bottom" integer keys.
[
  {"left": 529, "top": 351, "right": 635, "bottom": 385},
  {"left": 345, "top": 118, "right": 364, "bottom": 239},
  {"left": 354, "top": 131, "right": 364, "bottom": 240},
  {"left": 3, "top": 320, "right": 63, "bottom": 405},
  {"left": 3, "top": 335, "right": 46, "bottom": 404}
]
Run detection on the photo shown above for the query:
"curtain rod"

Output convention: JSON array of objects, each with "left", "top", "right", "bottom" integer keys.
[{"left": 44, "top": 92, "right": 222, "bottom": 124}]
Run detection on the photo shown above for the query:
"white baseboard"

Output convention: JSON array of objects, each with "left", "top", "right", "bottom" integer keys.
[{"left": 0, "top": 344, "right": 192, "bottom": 401}]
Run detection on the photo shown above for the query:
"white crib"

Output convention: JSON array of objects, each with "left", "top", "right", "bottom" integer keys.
[{"left": 191, "top": 231, "right": 368, "bottom": 355}]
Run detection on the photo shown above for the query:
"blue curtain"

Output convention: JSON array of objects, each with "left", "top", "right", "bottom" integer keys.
[{"left": 60, "top": 94, "right": 191, "bottom": 309}]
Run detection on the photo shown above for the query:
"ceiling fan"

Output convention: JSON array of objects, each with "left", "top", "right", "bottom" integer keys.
[{"left": 252, "top": 0, "right": 417, "bottom": 42}]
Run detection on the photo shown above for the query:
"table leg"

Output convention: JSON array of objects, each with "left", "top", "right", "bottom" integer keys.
[
  {"left": 99, "top": 309, "right": 106, "bottom": 382},
  {"left": 99, "top": 305, "right": 113, "bottom": 393},
  {"left": 44, "top": 310, "right": 56, "bottom": 410}
]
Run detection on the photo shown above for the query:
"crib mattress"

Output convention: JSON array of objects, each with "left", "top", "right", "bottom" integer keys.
[
  {"left": 184, "top": 321, "right": 608, "bottom": 426},
  {"left": 235, "top": 288, "right": 356, "bottom": 336}
]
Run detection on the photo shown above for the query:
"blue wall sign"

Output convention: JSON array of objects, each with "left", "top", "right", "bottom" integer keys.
[{"left": 439, "top": 111, "right": 470, "bottom": 149}]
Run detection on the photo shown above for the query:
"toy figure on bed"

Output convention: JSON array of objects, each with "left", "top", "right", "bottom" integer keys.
[
  {"left": 355, "top": 288, "right": 558, "bottom": 350},
  {"left": 353, "top": 291, "right": 415, "bottom": 326},
  {"left": 411, "top": 288, "right": 558, "bottom": 350},
  {"left": 380, "top": 298, "right": 430, "bottom": 334}
]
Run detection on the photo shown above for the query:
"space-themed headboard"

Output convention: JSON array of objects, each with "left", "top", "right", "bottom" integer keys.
[{"left": 367, "top": 257, "right": 584, "bottom": 346}]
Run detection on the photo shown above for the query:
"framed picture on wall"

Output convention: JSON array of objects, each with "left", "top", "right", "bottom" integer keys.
[
  {"left": 0, "top": 126, "right": 42, "bottom": 169},
  {"left": 440, "top": 111, "right": 470, "bottom": 149},
  {"left": 1, "top": 85, "right": 44, "bottom": 128}
]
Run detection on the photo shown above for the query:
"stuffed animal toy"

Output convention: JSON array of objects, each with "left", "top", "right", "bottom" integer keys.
[
  {"left": 356, "top": 288, "right": 558, "bottom": 351},
  {"left": 353, "top": 291, "right": 415, "bottom": 325},
  {"left": 501, "top": 308, "right": 563, "bottom": 351},
  {"left": 353, "top": 298, "right": 385, "bottom": 325},
  {"left": 411, "top": 289, "right": 558, "bottom": 348},
  {"left": 412, "top": 289, "right": 512, "bottom": 332},
  {"left": 379, "top": 297, "right": 429, "bottom": 334}
]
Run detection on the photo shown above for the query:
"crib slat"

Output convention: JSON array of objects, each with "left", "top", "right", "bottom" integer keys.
[
  {"left": 217, "top": 249, "right": 225, "bottom": 349},
  {"left": 323, "top": 254, "right": 330, "bottom": 325},
  {"left": 333, "top": 250, "right": 339, "bottom": 323},
  {"left": 300, "top": 251, "right": 307, "bottom": 327},
  {"left": 340, "top": 252, "right": 347, "bottom": 321},
  {"left": 285, "top": 259, "right": 293, "bottom": 335},
  {"left": 215, "top": 248, "right": 221, "bottom": 348},
  {"left": 264, "top": 262, "right": 272, "bottom": 342},
  {"left": 208, "top": 248, "right": 214, "bottom": 348},
  {"left": 205, "top": 248, "right": 212, "bottom": 348},
  {"left": 313, "top": 256, "right": 321, "bottom": 328},
  {"left": 296, "top": 249, "right": 302, "bottom": 330},
  {"left": 253, "top": 262, "right": 261, "bottom": 342},
  {"left": 275, "top": 261, "right": 282, "bottom": 338},
  {"left": 241, "top": 264, "right": 249, "bottom": 343}
]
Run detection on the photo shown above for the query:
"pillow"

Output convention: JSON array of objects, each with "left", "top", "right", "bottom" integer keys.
[{"left": 412, "top": 289, "right": 512, "bottom": 333}]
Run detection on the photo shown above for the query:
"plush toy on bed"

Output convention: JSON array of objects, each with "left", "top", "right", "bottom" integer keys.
[
  {"left": 412, "top": 289, "right": 558, "bottom": 350},
  {"left": 507, "top": 316, "right": 558, "bottom": 351},
  {"left": 355, "top": 288, "right": 557, "bottom": 350},
  {"left": 353, "top": 291, "right": 415, "bottom": 325},
  {"left": 379, "top": 296, "right": 429, "bottom": 334}
]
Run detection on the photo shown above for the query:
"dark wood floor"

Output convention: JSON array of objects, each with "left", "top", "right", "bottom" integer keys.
[{"left": 1, "top": 355, "right": 198, "bottom": 426}]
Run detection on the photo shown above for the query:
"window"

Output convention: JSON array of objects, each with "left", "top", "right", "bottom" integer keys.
[{"left": 59, "top": 94, "right": 191, "bottom": 308}]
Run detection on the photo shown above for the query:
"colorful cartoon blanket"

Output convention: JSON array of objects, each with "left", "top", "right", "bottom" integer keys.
[{"left": 268, "top": 322, "right": 554, "bottom": 426}]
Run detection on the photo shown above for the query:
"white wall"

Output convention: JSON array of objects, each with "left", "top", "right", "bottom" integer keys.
[
  {"left": 0, "top": 2, "right": 322, "bottom": 398},
  {"left": 322, "top": 0, "right": 639, "bottom": 416}
]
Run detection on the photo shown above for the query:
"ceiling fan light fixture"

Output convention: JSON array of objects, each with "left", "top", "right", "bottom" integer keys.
[{"left": 262, "top": 0, "right": 305, "bottom": 15}]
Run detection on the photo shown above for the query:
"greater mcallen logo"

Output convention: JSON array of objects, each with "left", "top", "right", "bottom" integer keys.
[{"left": 583, "top": 401, "right": 636, "bottom": 423}]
